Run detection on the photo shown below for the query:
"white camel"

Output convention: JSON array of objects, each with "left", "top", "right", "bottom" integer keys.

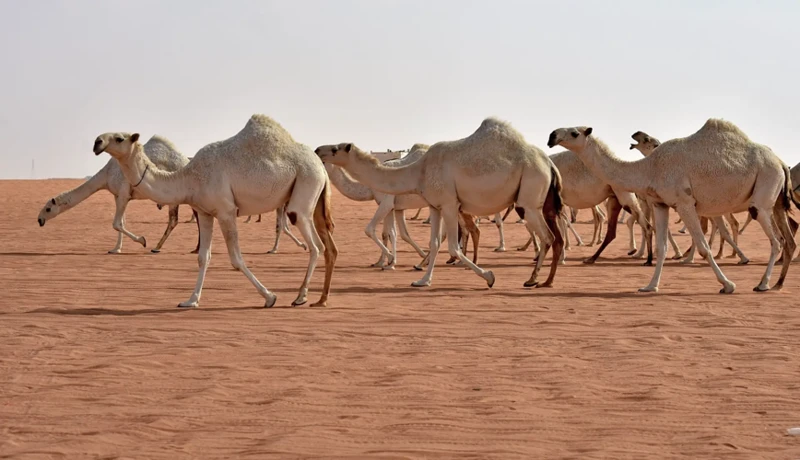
[
  {"left": 38, "top": 135, "right": 197, "bottom": 254},
  {"left": 94, "top": 115, "right": 337, "bottom": 308},
  {"left": 316, "top": 117, "right": 564, "bottom": 289},
  {"left": 548, "top": 120, "right": 795, "bottom": 293},
  {"left": 629, "top": 131, "right": 748, "bottom": 264}
]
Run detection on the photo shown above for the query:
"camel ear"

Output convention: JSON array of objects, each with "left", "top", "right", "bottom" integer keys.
[
  {"left": 345, "top": 143, "right": 352, "bottom": 153},
  {"left": 584, "top": 127, "right": 593, "bottom": 136},
  {"left": 50, "top": 198, "right": 56, "bottom": 205},
  {"left": 131, "top": 133, "right": 140, "bottom": 143}
]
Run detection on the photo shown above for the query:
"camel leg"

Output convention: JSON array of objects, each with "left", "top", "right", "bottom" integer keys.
[
  {"left": 110, "top": 194, "right": 146, "bottom": 251},
  {"left": 639, "top": 204, "right": 670, "bottom": 292},
  {"left": 724, "top": 213, "right": 740, "bottom": 258},
  {"left": 286, "top": 210, "right": 324, "bottom": 306},
  {"left": 280, "top": 206, "right": 307, "bottom": 251},
  {"left": 522, "top": 205, "right": 562, "bottom": 288},
  {"left": 564, "top": 213, "right": 584, "bottom": 247},
  {"left": 366, "top": 199, "right": 395, "bottom": 269},
  {"left": 559, "top": 215, "right": 570, "bottom": 252},
  {"left": 714, "top": 216, "right": 749, "bottom": 264},
  {"left": 151, "top": 204, "right": 180, "bottom": 253},
  {"left": 217, "top": 214, "right": 279, "bottom": 307},
  {"left": 459, "top": 213, "right": 481, "bottom": 266},
  {"left": 372, "top": 220, "right": 391, "bottom": 268},
  {"left": 179, "top": 212, "right": 215, "bottom": 308},
  {"left": 570, "top": 206, "right": 578, "bottom": 223},
  {"left": 395, "top": 210, "right": 427, "bottom": 258},
  {"left": 110, "top": 221, "right": 124, "bottom": 254},
  {"left": 583, "top": 197, "right": 623, "bottom": 265},
  {"left": 680, "top": 217, "right": 708, "bottom": 264},
  {"left": 413, "top": 208, "right": 442, "bottom": 287},
  {"left": 311, "top": 197, "right": 338, "bottom": 308},
  {"left": 771, "top": 206, "right": 795, "bottom": 290},
  {"left": 557, "top": 216, "right": 569, "bottom": 264},
  {"left": 409, "top": 208, "right": 422, "bottom": 220},
  {"left": 437, "top": 207, "right": 494, "bottom": 286},
  {"left": 414, "top": 224, "right": 446, "bottom": 271},
  {"left": 190, "top": 209, "right": 200, "bottom": 254},
  {"left": 256, "top": 214, "right": 262, "bottom": 223},
  {"left": 386, "top": 211, "right": 399, "bottom": 270},
  {"left": 679, "top": 205, "right": 736, "bottom": 293},
  {"left": 268, "top": 208, "right": 283, "bottom": 254},
  {"left": 752, "top": 207, "right": 783, "bottom": 292},
  {"left": 667, "top": 227, "right": 683, "bottom": 259},
  {"left": 244, "top": 215, "right": 252, "bottom": 223},
  {"left": 493, "top": 212, "right": 506, "bottom": 252},
  {"left": 739, "top": 214, "right": 753, "bottom": 235}
]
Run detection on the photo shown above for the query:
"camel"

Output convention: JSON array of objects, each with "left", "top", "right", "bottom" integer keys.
[
  {"left": 38, "top": 135, "right": 197, "bottom": 254},
  {"left": 629, "top": 131, "right": 748, "bottom": 264},
  {"left": 93, "top": 115, "right": 337, "bottom": 308},
  {"left": 548, "top": 120, "right": 796, "bottom": 293},
  {"left": 316, "top": 117, "right": 564, "bottom": 289}
]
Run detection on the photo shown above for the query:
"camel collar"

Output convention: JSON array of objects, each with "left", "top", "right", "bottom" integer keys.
[{"left": 133, "top": 164, "right": 149, "bottom": 188}]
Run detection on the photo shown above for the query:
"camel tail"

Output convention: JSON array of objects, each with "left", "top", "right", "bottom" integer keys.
[
  {"left": 545, "top": 165, "right": 564, "bottom": 217},
  {"left": 316, "top": 178, "right": 335, "bottom": 232},
  {"left": 779, "top": 165, "right": 798, "bottom": 212}
]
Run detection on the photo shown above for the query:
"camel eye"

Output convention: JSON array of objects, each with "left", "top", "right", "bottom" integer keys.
[
  {"left": 570, "top": 132, "right": 579, "bottom": 138},
  {"left": 115, "top": 136, "right": 124, "bottom": 143},
  {"left": 331, "top": 148, "right": 338, "bottom": 155},
  {"left": 46, "top": 207, "right": 51, "bottom": 212}
]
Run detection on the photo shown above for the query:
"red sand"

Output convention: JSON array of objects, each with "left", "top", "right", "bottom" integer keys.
[{"left": 2, "top": 179, "right": 800, "bottom": 459}]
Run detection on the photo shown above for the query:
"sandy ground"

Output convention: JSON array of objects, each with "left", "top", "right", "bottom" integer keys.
[{"left": 2, "top": 179, "right": 800, "bottom": 459}]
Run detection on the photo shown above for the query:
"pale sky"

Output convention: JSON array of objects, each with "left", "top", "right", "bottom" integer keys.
[{"left": 1, "top": 0, "right": 798, "bottom": 179}]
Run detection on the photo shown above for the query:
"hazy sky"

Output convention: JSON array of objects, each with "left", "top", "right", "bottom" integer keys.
[{"left": 1, "top": 0, "right": 798, "bottom": 179}]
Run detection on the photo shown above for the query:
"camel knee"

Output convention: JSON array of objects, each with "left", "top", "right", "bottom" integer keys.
[{"left": 197, "top": 251, "right": 211, "bottom": 268}]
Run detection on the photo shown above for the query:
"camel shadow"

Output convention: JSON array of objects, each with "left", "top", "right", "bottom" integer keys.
[
  {"left": 0, "top": 252, "right": 95, "bottom": 257},
  {"left": 25, "top": 305, "right": 281, "bottom": 316}
]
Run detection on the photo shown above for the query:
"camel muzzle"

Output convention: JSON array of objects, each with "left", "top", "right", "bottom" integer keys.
[
  {"left": 38, "top": 218, "right": 45, "bottom": 227},
  {"left": 547, "top": 132, "right": 559, "bottom": 148},
  {"left": 629, "top": 143, "right": 637, "bottom": 150}
]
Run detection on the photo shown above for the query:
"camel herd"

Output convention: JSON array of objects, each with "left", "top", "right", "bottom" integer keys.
[{"left": 37, "top": 115, "right": 800, "bottom": 308}]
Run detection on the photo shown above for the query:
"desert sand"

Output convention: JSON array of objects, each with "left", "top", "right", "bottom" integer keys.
[{"left": 2, "top": 179, "right": 800, "bottom": 459}]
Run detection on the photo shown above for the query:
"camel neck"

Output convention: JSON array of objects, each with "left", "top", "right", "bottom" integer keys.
[
  {"left": 56, "top": 170, "right": 108, "bottom": 211},
  {"left": 326, "top": 165, "right": 375, "bottom": 202},
  {"left": 576, "top": 138, "right": 652, "bottom": 196},
  {"left": 344, "top": 150, "right": 423, "bottom": 196},
  {"left": 118, "top": 147, "right": 192, "bottom": 206}
]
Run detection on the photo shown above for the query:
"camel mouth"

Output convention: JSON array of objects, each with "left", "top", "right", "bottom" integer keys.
[
  {"left": 629, "top": 143, "right": 638, "bottom": 150},
  {"left": 546, "top": 132, "right": 559, "bottom": 148},
  {"left": 38, "top": 218, "right": 45, "bottom": 227}
]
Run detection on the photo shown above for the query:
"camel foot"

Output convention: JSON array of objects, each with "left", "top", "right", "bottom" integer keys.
[
  {"left": 445, "top": 257, "right": 457, "bottom": 265},
  {"left": 265, "top": 293, "right": 278, "bottom": 308},
  {"left": 484, "top": 271, "right": 495, "bottom": 288},
  {"left": 299, "top": 244, "right": 308, "bottom": 251},
  {"left": 412, "top": 264, "right": 424, "bottom": 271},
  {"left": 678, "top": 229, "right": 686, "bottom": 234},
  {"left": 536, "top": 282, "right": 553, "bottom": 288},
  {"left": 523, "top": 279, "right": 539, "bottom": 288},
  {"left": 493, "top": 247, "right": 506, "bottom": 252},
  {"left": 642, "top": 260, "right": 653, "bottom": 267},
  {"left": 719, "top": 282, "right": 736, "bottom": 294},
  {"left": 771, "top": 283, "right": 784, "bottom": 292},
  {"left": 107, "top": 249, "right": 122, "bottom": 254},
  {"left": 638, "top": 286, "right": 658, "bottom": 293},
  {"left": 671, "top": 253, "right": 684, "bottom": 260},
  {"left": 267, "top": 249, "right": 278, "bottom": 254},
  {"left": 310, "top": 299, "right": 328, "bottom": 307},
  {"left": 138, "top": 237, "right": 147, "bottom": 248},
  {"left": 411, "top": 279, "right": 431, "bottom": 287},
  {"left": 382, "top": 265, "right": 396, "bottom": 271},
  {"left": 582, "top": 258, "right": 597, "bottom": 265},
  {"left": 150, "top": 249, "right": 161, "bottom": 254},
  {"left": 291, "top": 297, "right": 307, "bottom": 307},
  {"left": 627, "top": 249, "right": 637, "bottom": 256},
  {"left": 190, "top": 249, "right": 199, "bottom": 254},
  {"left": 725, "top": 253, "right": 738, "bottom": 259},
  {"left": 178, "top": 301, "right": 198, "bottom": 308},
  {"left": 737, "top": 258, "right": 750, "bottom": 265},
  {"left": 679, "top": 259, "right": 695, "bottom": 265},
  {"left": 752, "top": 284, "right": 770, "bottom": 293},
  {"left": 516, "top": 246, "right": 528, "bottom": 251}
]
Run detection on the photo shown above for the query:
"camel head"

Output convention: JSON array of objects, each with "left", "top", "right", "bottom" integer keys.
[
  {"left": 547, "top": 126, "right": 593, "bottom": 151},
  {"left": 629, "top": 131, "right": 661, "bottom": 157},
  {"left": 314, "top": 143, "right": 363, "bottom": 167},
  {"left": 93, "top": 132, "right": 141, "bottom": 159},
  {"left": 37, "top": 197, "right": 62, "bottom": 227}
]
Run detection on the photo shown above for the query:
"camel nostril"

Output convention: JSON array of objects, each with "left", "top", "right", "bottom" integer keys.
[{"left": 38, "top": 218, "right": 44, "bottom": 227}]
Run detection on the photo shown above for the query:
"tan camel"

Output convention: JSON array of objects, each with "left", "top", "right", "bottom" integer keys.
[
  {"left": 630, "top": 131, "right": 748, "bottom": 264},
  {"left": 38, "top": 135, "right": 197, "bottom": 254},
  {"left": 316, "top": 117, "right": 564, "bottom": 288},
  {"left": 94, "top": 115, "right": 337, "bottom": 308},
  {"left": 549, "top": 120, "right": 795, "bottom": 293}
]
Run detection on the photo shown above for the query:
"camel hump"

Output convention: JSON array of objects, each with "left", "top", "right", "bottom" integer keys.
[{"left": 701, "top": 118, "right": 749, "bottom": 140}]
